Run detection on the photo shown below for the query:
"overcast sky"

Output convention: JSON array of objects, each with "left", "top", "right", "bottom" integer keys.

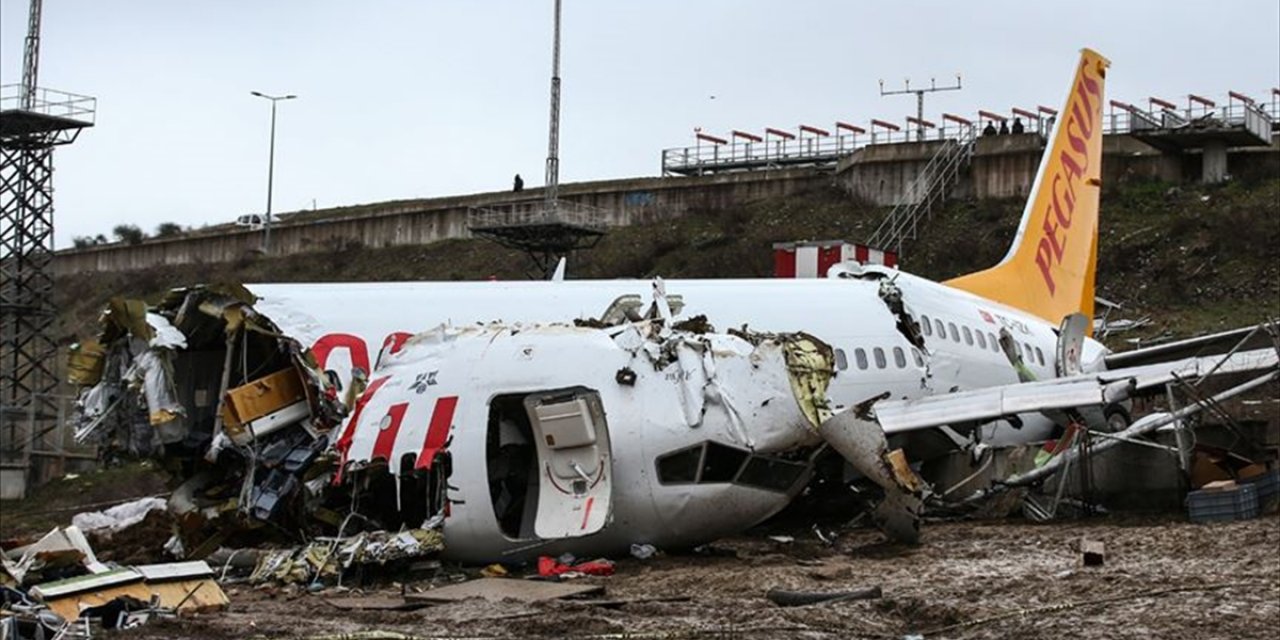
[{"left": 2, "top": 0, "right": 1278, "bottom": 248}]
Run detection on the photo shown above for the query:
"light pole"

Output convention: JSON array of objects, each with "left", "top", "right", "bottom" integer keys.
[{"left": 250, "top": 91, "right": 296, "bottom": 253}]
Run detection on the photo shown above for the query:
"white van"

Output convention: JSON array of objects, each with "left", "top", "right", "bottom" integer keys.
[{"left": 236, "top": 214, "right": 265, "bottom": 230}]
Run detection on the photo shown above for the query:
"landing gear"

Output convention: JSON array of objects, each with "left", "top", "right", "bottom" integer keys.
[{"left": 1103, "top": 404, "right": 1131, "bottom": 432}]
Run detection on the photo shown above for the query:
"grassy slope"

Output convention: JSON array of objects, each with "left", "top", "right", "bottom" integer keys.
[{"left": 56, "top": 178, "right": 1280, "bottom": 350}]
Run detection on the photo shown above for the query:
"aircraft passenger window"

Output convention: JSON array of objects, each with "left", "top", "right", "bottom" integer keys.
[
  {"left": 962, "top": 326, "right": 974, "bottom": 346},
  {"left": 855, "top": 348, "right": 868, "bottom": 370},
  {"left": 921, "top": 316, "right": 933, "bottom": 336},
  {"left": 948, "top": 323, "right": 960, "bottom": 342},
  {"left": 701, "top": 442, "right": 750, "bottom": 483},
  {"left": 873, "top": 347, "right": 887, "bottom": 369},
  {"left": 1035, "top": 347, "right": 1045, "bottom": 366},
  {"left": 988, "top": 333, "right": 999, "bottom": 351},
  {"left": 911, "top": 348, "right": 924, "bottom": 367},
  {"left": 736, "top": 455, "right": 808, "bottom": 492},
  {"left": 976, "top": 331, "right": 988, "bottom": 350},
  {"left": 656, "top": 445, "right": 703, "bottom": 484},
  {"left": 1024, "top": 342, "right": 1034, "bottom": 362},
  {"left": 893, "top": 347, "right": 907, "bottom": 368},
  {"left": 834, "top": 349, "right": 848, "bottom": 371},
  {"left": 935, "top": 319, "right": 945, "bottom": 338}
]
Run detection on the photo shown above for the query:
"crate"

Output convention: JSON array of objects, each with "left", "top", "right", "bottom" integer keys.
[
  {"left": 221, "top": 368, "right": 306, "bottom": 432},
  {"left": 1186, "top": 483, "right": 1259, "bottom": 523},
  {"left": 1241, "top": 469, "right": 1280, "bottom": 513}
]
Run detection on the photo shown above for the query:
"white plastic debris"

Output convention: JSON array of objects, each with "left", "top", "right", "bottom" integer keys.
[
  {"left": 146, "top": 312, "right": 188, "bottom": 349},
  {"left": 630, "top": 543, "right": 657, "bottom": 560},
  {"left": 71, "top": 497, "right": 168, "bottom": 535}
]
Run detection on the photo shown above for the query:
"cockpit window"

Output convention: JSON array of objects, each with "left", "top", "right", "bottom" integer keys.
[
  {"left": 736, "top": 456, "right": 808, "bottom": 492},
  {"left": 655, "top": 442, "right": 808, "bottom": 492},
  {"left": 656, "top": 445, "right": 702, "bottom": 484},
  {"left": 701, "top": 442, "right": 749, "bottom": 482}
]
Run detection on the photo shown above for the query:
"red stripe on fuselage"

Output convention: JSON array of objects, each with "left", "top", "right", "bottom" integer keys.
[
  {"left": 416, "top": 396, "right": 459, "bottom": 470},
  {"left": 332, "top": 375, "right": 390, "bottom": 484},
  {"left": 371, "top": 402, "right": 409, "bottom": 463}
]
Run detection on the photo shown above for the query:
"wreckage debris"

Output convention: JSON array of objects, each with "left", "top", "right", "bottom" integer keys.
[
  {"left": 404, "top": 577, "right": 603, "bottom": 604},
  {"left": 245, "top": 528, "right": 444, "bottom": 587},
  {"left": 0, "top": 526, "right": 228, "bottom": 639},
  {"left": 766, "top": 586, "right": 883, "bottom": 607},
  {"left": 1186, "top": 481, "right": 1262, "bottom": 523}
]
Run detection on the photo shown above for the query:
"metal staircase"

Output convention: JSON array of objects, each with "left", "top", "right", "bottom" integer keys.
[{"left": 866, "top": 125, "right": 977, "bottom": 256}]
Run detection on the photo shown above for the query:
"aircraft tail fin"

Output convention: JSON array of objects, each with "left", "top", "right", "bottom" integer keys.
[{"left": 945, "top": 49, "right": 1110, "bottom": 331}]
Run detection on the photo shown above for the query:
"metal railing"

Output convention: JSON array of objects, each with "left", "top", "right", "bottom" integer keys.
[
  {"left": 1103, "top": 103, "right": 1274, "bottom": 138},
  {"left": 0, "top": 84, "right": 97, "bottom": 124},
  {"left": 661, "top": 118, "right": 1051, "bottom": 176},
  {"left": 468, "top": 199, "right": 610, "bottom": 231},
  {"left": 866, "top": 125, "right": 978, "bottom": 256}
]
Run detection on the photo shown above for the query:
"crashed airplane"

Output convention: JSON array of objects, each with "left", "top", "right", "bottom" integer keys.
[{"left": 68, "top": 49, "right": 1279, "bottom": 564}]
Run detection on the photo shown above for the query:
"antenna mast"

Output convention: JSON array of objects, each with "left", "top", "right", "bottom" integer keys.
[
  {"left": 544, "top": 0, "right": 562, "bottom": 205},
  {"left": 21, "top": 0, "right": 43, "bottom": 109}
]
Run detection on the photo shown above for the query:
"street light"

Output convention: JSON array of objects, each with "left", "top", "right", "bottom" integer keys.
[{"left": 250, "top": 91, "right": 296, "bottom": 253}]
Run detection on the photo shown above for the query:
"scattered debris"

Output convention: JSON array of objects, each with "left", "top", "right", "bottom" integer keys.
[
  {"left": 1080, "top": 539, "right": 1106, "bottom": 567},
  {"left": 1, "top": 526, "right": 107, "bottom": 587},
  {"left": 405, "top": 578, "right": 603, "bottom": 604},
  {"left": 628, "top": 544, "right": 657, "bottom": 560},
  {"left": 1187, "top": 482, "right": 1260, "bottom": 524},
  {"left": 0, "top": 526, "right": 227, "bottom": 638},
  {"left": 69, "top": 497, "right": 167, "bottom": 538},
  {"left": 247, "top": 528, "right": 444, "bottom": 586},
  {"left": 537, "top": 556, "right": 615, "bottom": 578},
  {"left": 30, "top": 561, "right": 228, "bottom": 621}
]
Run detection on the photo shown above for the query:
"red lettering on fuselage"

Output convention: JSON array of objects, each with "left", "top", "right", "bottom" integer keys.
[
  {"left": 312, "top": 333, "right": 371, "bottom": 376},
  {"left": 1030, "top": 61, "right": 1102, "bottom": 296}
]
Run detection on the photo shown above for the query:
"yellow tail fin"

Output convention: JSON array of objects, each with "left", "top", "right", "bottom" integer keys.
[{"left": 945, "top": 49, "right": 1110, "bottom": 330}]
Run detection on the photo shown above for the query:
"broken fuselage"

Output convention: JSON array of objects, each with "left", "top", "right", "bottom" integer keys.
[{"left": 333, "top": 321, "right": 832, "bottom": 562}]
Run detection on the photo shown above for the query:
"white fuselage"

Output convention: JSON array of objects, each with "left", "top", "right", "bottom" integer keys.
[
  {"left": 249, "top": 268, "right": 1104, "bottom": 443},
  {"left": 247, "top": 270, "right": 1108, "bottom": 561}
]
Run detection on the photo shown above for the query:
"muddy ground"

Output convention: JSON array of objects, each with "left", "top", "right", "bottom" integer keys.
[{"left": 126, "top": 514, "right": 1278, "bottom": 640}]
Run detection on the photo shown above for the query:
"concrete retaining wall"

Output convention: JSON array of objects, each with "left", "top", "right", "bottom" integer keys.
[
  {"left": 53, "top": 169, "right": 825, "bottom": 275},
  {"left": 54, "top": 133, "right": 1279, "bottom": 274}
]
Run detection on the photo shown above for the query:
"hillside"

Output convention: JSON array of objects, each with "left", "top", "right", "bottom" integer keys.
[{"left": 56, "top": 177, "right": 1280, "bottom": 350}]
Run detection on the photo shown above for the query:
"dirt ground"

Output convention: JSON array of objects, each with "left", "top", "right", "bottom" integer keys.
[{"left": 126, "top": 513, "right": 1279, "bottom": 640}]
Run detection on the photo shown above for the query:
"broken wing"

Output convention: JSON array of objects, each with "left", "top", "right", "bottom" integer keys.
[{"left": 871, "top": 347, "right": 1278, "bottom": 435}]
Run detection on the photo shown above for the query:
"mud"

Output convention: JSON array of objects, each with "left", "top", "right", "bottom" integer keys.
[{"left": 126, "top": 514, "right": 1279, "bottom": 639}]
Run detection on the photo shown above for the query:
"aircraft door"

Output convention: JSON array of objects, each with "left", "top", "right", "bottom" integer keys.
[
  {"left": 1056, "top": 313, "right": 1089, "bottom": 377},
  {"left": 522, "top": 388, "right": 613, "bottom": 539}
]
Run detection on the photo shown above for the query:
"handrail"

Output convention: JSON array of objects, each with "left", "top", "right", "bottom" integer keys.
[
  {"left": 468, "top": 199, "right": 609, "bottom": 231},
  {"left": 663, "top": 93, "right": 1276, "bottom": 176},
  {"left": 866, "top": 125, "right": 977, "bottom": 255},
  {"left": 0, "top": 84, "right": 97, "bottom": 124}
]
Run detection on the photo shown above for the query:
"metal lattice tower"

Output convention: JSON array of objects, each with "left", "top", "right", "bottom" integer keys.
[{"left": 0, "top": 0, "right": 94, "bottom": 484}]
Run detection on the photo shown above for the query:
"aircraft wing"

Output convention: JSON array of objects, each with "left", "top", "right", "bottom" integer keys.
[
  {"left": 874, "top": 347, "right": 1278, "bottom": 435},
  {"left": 1104, "top": 322, "right": 1276, "bottom": 370}
]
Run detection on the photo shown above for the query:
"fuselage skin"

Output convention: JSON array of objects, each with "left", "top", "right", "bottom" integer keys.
[{"left": 247, "top": 270, "right": 1107, "bottom": 561}]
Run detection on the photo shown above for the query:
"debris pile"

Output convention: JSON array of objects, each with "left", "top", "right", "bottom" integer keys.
[
  {"left": 1, "top": 525, "right": 228, "bottom": 638},
  {"left": 69, "top": 286, "right": 348, "bottom": 557}
]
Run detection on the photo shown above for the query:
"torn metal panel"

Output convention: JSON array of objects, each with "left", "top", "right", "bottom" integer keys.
[
  {"left": 818, "top": 411, "right": 924, "bottom": 544},
  {"left": 0, "top": 527, "right": 108, "bottom": 587}
]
